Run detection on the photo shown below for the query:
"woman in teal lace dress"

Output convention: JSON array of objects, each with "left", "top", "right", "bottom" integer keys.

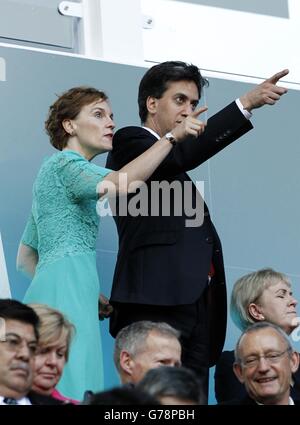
[{"left": 17, "top": 86, "right": 206, "bottom": 400}]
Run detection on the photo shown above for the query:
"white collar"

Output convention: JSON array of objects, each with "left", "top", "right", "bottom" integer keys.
[
  {"left": 0, "top": 395, "right": 32, "bottom": 405},
  {"left": 142, "top": 126, "right": 160, "bottom": 140}
]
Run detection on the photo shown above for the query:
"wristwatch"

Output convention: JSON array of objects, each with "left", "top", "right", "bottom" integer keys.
[{"left": 165, "top": 132, "right": 177, "bottom": 146}]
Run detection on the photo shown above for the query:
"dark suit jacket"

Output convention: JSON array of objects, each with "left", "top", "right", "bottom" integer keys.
[
  {"left": 28, "top": 391, "right": 64, "bottom": 405},
  {"left": 220, "top": 394, "right": 300, "bottom": 405},
  {"left": 215, "top": 350, "right": 300, "bottom": 403},
  {"left": 106, "top": 101, "right": 253, "bottom": 365}
]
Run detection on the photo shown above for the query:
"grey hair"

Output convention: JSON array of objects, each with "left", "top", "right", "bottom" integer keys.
[
  {"left": 234, "top": 321, "right": 293, "bottom": 364},
  {"left": 230, "top": 268, "right": 291, "bottom": 331},
  {"left": 137, "top": 366, "right": 202, "bottom": 404},
  {"left": 114, "top": 321, "right": 180, "bottom": 373}
]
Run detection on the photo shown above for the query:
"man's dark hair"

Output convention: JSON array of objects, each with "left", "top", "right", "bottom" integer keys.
[
  {"left": 84, "top": 385, "right": 160, "bottom": 405},
  {"left": 0, "top": 299, "right": 40, "bottom": 339},
  {"left": 138, "top": 61, "right": 209, "bottom": 123},
  {"left": 137, "top": 366, "right": 203, "bottom": 404}
]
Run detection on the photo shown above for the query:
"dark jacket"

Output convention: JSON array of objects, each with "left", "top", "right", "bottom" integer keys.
[
  {"left": 28, "top": 391, "right": 65, "bottom": 405},
  {"left": 220, "top": 394, "right": 300, "bottom": 405},
  {"left": 106, "top": 101, "right": 253, "bottom": 365}
]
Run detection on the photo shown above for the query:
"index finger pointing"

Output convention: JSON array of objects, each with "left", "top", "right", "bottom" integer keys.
[
  {"left": 266, "top": 69, "right": 289, "bottom": 84},
  {"left": 191, "top": 106, "right": 208, "bottom": 117}
]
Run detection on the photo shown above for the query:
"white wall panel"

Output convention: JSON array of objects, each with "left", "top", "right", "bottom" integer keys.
[{"left": 142, "top": 0, "right": 300, "bottom": 84}]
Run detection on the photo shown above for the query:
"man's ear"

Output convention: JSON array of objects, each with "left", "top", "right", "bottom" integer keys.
[
  {"left": 146, "top": 96, "right": 158, "bottom": 115},
  {"left": 290, "top": 351, "right": 300, "bottom": 374},
  {"left": 248, "top": 303, "right": 265, "bottom": 321},
  {"left": 233, "top": 363, "right": 245, "bottom": 384},
  {"left": 62, "top": 118, "right": 76, "bottom": 136},
  {"left": 119, "top": 350, "right": 134, "bottom": 376}
]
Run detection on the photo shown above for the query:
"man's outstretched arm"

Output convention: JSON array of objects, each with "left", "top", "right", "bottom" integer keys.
[{"left": 239, "top": 69, "right": 289, "bottom": 111}]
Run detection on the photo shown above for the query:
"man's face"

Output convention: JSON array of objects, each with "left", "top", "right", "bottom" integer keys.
[
  {"left": 145, "top": 80, "right": 199, "bottom": 137},
  {"left": 129, "top": 331, "right": 182, "bottom": 384},
  {"left": 233, "top": 328, "right": 299, "bottom": 405},
  {"left": 0, "top": 319, "right": 37, "bottom": 398}
]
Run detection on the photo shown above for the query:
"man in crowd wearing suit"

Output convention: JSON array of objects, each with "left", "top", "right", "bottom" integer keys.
[
  {"left": 106, "top": 61, "right": 289, "bottom": 401},
  {"left": 0, "top": 299, "right": 62, "bottom": 405},
  {"left": 227, "top": 322, "right": 300, "bottom": 405}
]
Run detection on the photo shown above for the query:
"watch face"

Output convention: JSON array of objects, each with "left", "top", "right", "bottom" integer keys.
[
  {"left": 166, "top": 132, "right": 174, "bottom": 141},
  {"left": 166, "top": 133, "right": 176, "bottom": 145}
]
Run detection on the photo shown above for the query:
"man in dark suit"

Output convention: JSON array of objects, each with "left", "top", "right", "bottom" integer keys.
[
  {"left": 106, "top": 61, "right": 288, "bottom": 401},
  {"left": 0, "top": 299, "right": 62, "bottom": 405},
  {"left": 224, "top": 322, "right": 300, "bottom": 405}
]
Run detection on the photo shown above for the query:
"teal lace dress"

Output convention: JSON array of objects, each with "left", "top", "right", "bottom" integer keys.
[{"left": 22, "top": 150, "right": 111, "bottom": 400}]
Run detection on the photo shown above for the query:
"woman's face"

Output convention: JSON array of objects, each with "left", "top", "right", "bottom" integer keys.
[
  {"left": 32, "top": 333, "right": 68, "bottom": 395},
  {"left": 66, "top": 99, "right": 115, "bottom": 159},
  {"left": 253, "top": 281, "right": 298, "bottom": 334}
]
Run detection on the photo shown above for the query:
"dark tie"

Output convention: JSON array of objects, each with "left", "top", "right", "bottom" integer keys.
[{"left": 3, "top": 397, "right": 18, "bottom": 405}]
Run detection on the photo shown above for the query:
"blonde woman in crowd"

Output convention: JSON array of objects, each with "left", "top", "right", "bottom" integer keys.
[{"left": 29, "top": 303, "right": 77, "bottom": 403}]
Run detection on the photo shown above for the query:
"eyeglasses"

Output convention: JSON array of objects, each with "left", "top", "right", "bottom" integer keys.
[
  {"left": 239, "top": 348, "right": 291, "bottom": 368},
  {"left": 0, "top": 334, "right": 37, "bottom": 356}
]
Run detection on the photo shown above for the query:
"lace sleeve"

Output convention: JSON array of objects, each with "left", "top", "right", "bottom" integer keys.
[
  {"left": 21, "top": 211, "right": 38, "bottom": 250},
  {"left": 58, "top": 154, "right": 112, "bottom": 201}
]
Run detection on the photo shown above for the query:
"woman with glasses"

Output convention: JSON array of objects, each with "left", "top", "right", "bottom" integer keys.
[{"left": 214, "top": 268, "right": 300, "bottom": 403}]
